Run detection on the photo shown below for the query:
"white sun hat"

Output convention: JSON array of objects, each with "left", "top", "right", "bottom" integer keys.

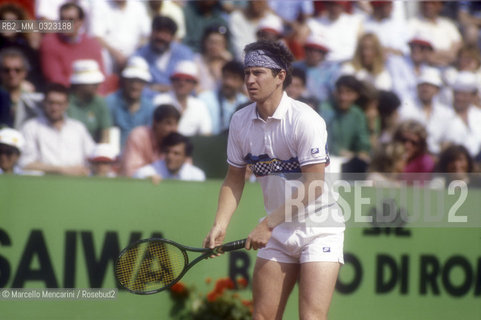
[
  {"left": 417, "top": 66, "right": 442, "bottom": 87},
  {"left": 88, "top": 143, "right": 118, "bottom": 163},
  {"left": 70, "top": 59, "right": 105, "bottom": 85},
  {"left": 256, "top": 15, "right": 284, "bottom": 36},
  {"left": 452, "top": 71, "right": 478, "bottom": 92},
  {"left": 170, "top": 60, "right": 198, "bottom": 82},
  {"left": 0, "top": 128, "right": 25, "bottom": 152},
  {"left": 121, "top": 56, "right": 152, "bottom": 82},
  {"left": 304, "top": 34, "right": 330, "bottom": 53}
]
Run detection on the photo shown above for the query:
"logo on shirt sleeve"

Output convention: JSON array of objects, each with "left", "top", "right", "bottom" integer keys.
[{"left": 311, "top": 148, "right": 319, "bottom": 155}]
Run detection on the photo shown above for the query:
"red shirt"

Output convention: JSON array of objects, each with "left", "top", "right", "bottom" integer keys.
[{"left": 40, "top": 33, "right": 106, "bottom": 91}]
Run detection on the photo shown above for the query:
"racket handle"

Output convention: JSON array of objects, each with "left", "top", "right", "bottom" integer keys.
[{"left": 218, "top": 239, "right": 247, "bottom": 253}]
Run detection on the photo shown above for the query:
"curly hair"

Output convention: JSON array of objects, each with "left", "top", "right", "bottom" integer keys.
[{"left": 244, "top": 40, "right": 294, "bottom": 89}]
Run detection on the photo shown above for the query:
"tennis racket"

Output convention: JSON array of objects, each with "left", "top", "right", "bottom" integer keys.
[{"left": 115, "top": 238, "right": 246, "bottom": 295}]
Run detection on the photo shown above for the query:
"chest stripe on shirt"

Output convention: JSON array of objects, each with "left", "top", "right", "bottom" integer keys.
[{"left": 244, "top": 153, "right": 301, "bottom": 177}]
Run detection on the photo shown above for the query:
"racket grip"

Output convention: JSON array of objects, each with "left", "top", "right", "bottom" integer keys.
[{"left": 218, "top": 239, "right": 247, "bottom": 252}]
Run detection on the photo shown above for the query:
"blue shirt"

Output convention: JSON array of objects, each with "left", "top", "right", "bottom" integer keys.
[
  {"left": 106, "top": 90, "right": 154, "bottom": 149},
  {"left": 293, "top": 60, "right": 339, "bottom": 103},
  {"left": 198, "top": 89, "right": 249, "bottom": 134},
  {"left": 134, "top": 42, "right": 194, "bottom": 85}
]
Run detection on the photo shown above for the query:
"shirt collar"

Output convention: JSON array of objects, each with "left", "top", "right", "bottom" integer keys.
[{"left": 249, "top": 91, "right": 290, "bottom": 121}]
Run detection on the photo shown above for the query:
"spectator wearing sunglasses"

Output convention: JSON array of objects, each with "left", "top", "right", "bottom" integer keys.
[
  {"left": 393, "top": 120, "right": 435, "bottom": 184},
  {"left": 0, "top": 48, "right": 42, "bottom": 129},
  {"left": 0, "top": 127, "right": 24, "bottom": 174}
]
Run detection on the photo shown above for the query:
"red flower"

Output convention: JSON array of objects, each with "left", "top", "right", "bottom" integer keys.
[
  {"left": 207, "top": 291, "right": 220, "bottom": 302},
  {"left": 170, "top": 282, "right": 188, "bottom": 298},
  {"left": 236, "top": 277, "right": 248, "bottom": 289}
]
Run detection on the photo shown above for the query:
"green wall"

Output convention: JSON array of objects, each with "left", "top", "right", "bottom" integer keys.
[{"left": 0, "top": 176, "right": 480, "bottom": 319}]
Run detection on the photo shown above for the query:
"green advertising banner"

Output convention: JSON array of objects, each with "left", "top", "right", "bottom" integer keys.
[{"left": 0, "top": 176, "right": 480, "bottom": 319}]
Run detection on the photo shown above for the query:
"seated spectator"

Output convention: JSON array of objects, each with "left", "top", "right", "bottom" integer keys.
[
  {"left": 133, "top": 132, "right": 206, "bottom": 182},
  {"left": 39, "top": 2, "right": 106, "bottom": 93},
  {"left": 106, "top": 57, "right": 154, "bottom": 149},
  {"left": 306, "top": 1, "right": 362, "bottom": 63},
  {"left": 182, "top": 1, "right": 228, "bottom": 53},
  {"left": 318, "top": 75, "right": 371, "bottom": 159},
  {"left": 90, "top": 0, "right": 150, "bottom": 73},
  {"left": 120, "top": 104, "right": 180, "bottom": 177},
  {"left": 443, "top": 71, "right": 481, "bottom": 158},
  {"left": 408, "top": 1, "right": 462, "bottom": 67},
  {"left": 431, "top": 144, "right": 479, "bottom": 188},
  {"left": 340, "top": 33, "right": 392, "bottom": 91},
  {"left": 198, "top": 60, "right": 248, "bottom": 135},
  {"left": 154, "top": 61, "right": 212, "bottom": 136},
  {"left": 393, "top": 120, "right": 435, "bottom": 183},
  {"left": 88, "top": 143, "right": 118, "bottom": 177},
  {"left": 255, "top": 14, "right": 285, "bottom": 43},
  {"left": 387, "top": 32, "right": 435, "bottom": 104},
  {"left": 0, "top": 127, "right": 25, "bottom": 174},
  {"left": 229, "top": 0, "right": 276, "bottom": 59},
  {"left": 194, "top": 24, "right": 233, "bottom": 93},
  {"left": 67, "top": 60, "right": 112, "bottom": 143},
  {"left": 293, "top": 34, "right": 339, "bottom": 102},
  {"left": 441, "top": 44, "right": 481, "bottom": 106},
  {"left": 361, "top": 1, "right": 409, "bottom": 57},
  {"left": 146, "top": 0, "right": 186, "bottom": 40},
  {"left": 367, "top": 142, "right": 406, "bottom": 187},
  {"left": 0, "top": 48, "right": 42, "bottom": 129},
  {"left": 0, "top": 3, "right": 44, "bottom": 90},
  {"left": 399, "top": 67, "right": 453, "bottom": 155},
  {"left": 135, "top": 15, "right": 194, "bottom": 93},
  {"left": 19, "top": 83, "right": 95, "bottom": 176},
  {"left": 376, "top": 90, "right": 401, "bottom": 145},
  {"left": 286, "top": 67, "right": 308, "bottom": 101}
]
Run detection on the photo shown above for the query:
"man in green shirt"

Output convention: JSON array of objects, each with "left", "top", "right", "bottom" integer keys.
[
  {"left": 67, "top": 60, "right": 112, "bottom": 143},
  {"left": 319, "top": 75, "right": 371, "bottom": 159}
]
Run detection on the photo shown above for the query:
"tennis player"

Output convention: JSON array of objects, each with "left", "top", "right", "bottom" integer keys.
[{"left": 203, "top": 40, "right": 345, "bottom": 320}]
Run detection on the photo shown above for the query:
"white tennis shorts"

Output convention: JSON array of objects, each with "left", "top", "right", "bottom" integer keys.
[{"left": 257, "top": 204, "right": 345, "bottom": 264}]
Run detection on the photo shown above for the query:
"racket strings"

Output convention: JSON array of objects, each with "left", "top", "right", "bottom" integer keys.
[{"left": 115, "top": 241, "right": 186, "bottom": 293}]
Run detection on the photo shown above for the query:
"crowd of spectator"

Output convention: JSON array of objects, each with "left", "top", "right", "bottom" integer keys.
[{"left": 1, "top": 0, "right": 480, "bottom": 187}]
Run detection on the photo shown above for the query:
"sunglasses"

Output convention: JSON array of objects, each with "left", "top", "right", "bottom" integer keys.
[
  {"left": 1, "top": 67, "right": 24, "bottom": 74},
  {"left": 400, "top": 136, "right": 420, "bottom": 146}
]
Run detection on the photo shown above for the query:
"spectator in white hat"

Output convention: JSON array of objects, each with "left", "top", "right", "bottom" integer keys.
[
  {"left": 293, "top": 34, "right": 339, "bottom": 102},
  {"left": 0, "top": 127, "right": 24, "bottom": 174},
  {"left": 387, "top": 31, "right": 436, "bottom": 103},
  {"left": 67, "top": 59, "right": 112, "bottom": 143},
  {"left": 19, "top": 83, "right": 95, "bottom": 176},
  {"left": 407, "top": 1, "right": 461, "bottom": 67},
  {"left": 154, "top": 61, "right": 212, "bottom": 136},
  {"left": 256, "top": 15, "right": 284, "bottom": 42},
  {"left": 88, "top": 143, "right": 118, "bottom": 177},
  {"left": 398, "top": 67, "right": 454, "bottom": 154},
  {"left": 443, "top": 71, "right": 481, "bottom": 157},
  {"left": 106, "top": 56, "right": 155, "bottom": 149}
]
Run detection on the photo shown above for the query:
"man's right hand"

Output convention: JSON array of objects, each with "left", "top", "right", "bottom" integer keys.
[{"left": 203, "top": 225, "right": 226, "bottom": 257}]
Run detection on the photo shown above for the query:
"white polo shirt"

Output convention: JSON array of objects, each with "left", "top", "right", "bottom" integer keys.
[
  {"left": 19, "top": 116, "right": 95, "bottom": 168},
  {"left": 443, "top": 106, "right": 481, "bottom": 157},
  {"left": 228, "top": 93, "right": 343, "bottom": 233},
  {"left": 133, "top": 159, "right": 206, "bottom": 182}
]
